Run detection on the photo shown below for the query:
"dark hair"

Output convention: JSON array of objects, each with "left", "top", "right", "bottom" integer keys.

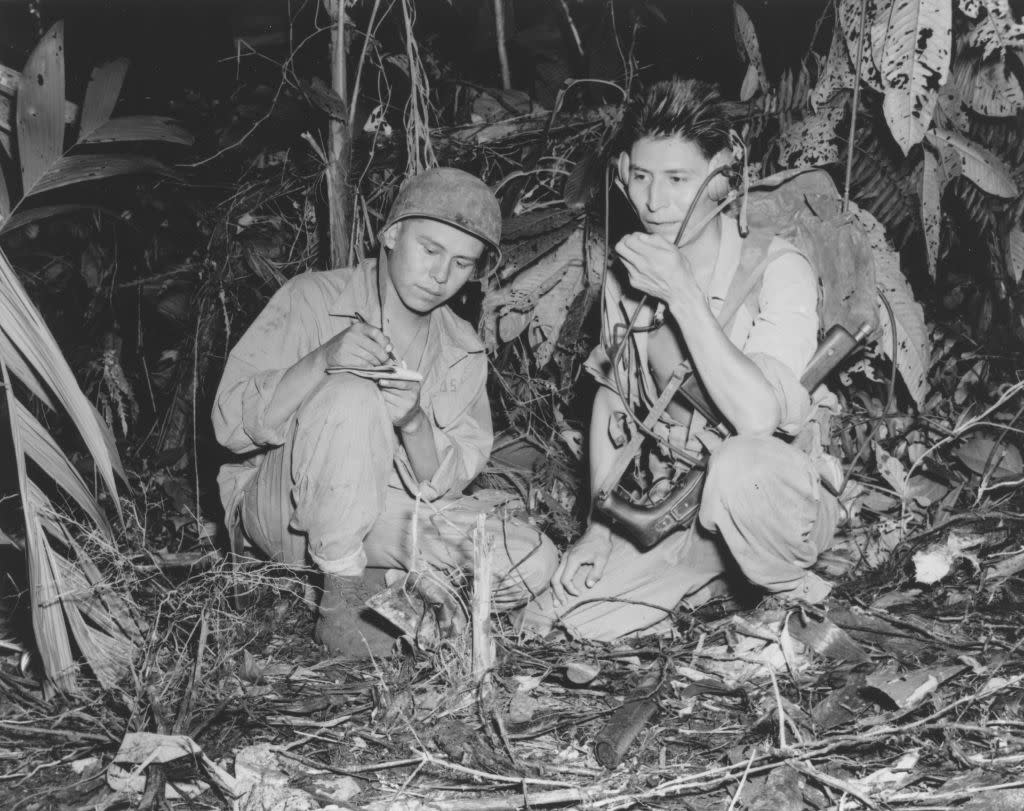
[{"left": 615, "top": 78, "right": 733, "bottom": 160}]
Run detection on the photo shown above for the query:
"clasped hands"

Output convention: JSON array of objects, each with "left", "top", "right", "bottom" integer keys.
[{"left": 322, "top": 322, "right": 423, "bottom": 430}]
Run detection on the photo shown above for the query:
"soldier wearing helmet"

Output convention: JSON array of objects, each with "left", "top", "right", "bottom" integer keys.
[{"left": 213, "top": 167, "right": 557, "bottom": 659}]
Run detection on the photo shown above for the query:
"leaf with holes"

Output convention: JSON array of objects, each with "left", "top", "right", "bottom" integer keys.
[
  {"left": 1009, "top": 226, "right": 1024, "bottom": 283},
  {"left": 23, "top": 154, "right": 183, "bottom": 199},
  {"left": 959, "top": 0, "right": 981, "bottom": 17},
  {"left": 813, "top": 22, "right": 859, "bottom": 109},
  {"left": 920, "top": 146, "right": 942, "bottom": 278},
  {"left": 965, "top": 0, "right": 1024, "bottom": 59},
  {"left": 878, "top": 0, "right": 952, "bottom": 154},
  {"left": 839, "top": 0, "right": 885, "bottom": 90},
  {"left": 16, "top": 21, "right": 65, "bottom": 195},
  {"left": 935, "top": 78, "right": 972, "bottom": 130},
  {"left": 926, "top": 127, "right": 1018, "bottom": 197},
  {"left": 777, "top": 101, "right": 846, "bottom": 168},
  {"left": 950, "top": 50, "right": 1024, "bottom": 116}
]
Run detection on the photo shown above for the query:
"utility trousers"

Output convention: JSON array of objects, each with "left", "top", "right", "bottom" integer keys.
[
  {"left": 521, "top": 434, "right": 840, "bottom": 641},
  {"left": 237, "top": 375, "right": 558, "bottom": 606}
]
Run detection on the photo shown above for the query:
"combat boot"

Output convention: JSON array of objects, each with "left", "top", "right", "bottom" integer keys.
[{"left": 314, "top": 573, "right": 396, "bottom": 660}]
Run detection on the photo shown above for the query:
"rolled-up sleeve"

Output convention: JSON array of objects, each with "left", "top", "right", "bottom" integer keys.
[
  {"left": 394, "top": 351, "right": 493, "bottom": 500},
  {"left": 743, "top": 249, "right": 819, "bottom": 433},
  {"left": 212, "top": 280, "right": 311, "bottom": 453}
]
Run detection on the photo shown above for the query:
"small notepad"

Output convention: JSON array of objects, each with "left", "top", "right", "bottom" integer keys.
[{"left": 326, "top": 365, "right": 423, "bottom": 382}]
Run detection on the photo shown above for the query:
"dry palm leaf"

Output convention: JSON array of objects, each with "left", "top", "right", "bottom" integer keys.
[{"left": 1, "top": 244, "right": 133, "bottom": 692}]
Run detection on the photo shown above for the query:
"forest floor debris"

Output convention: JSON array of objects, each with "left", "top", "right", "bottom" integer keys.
[{"left": 1, "top": 513, "right": 1024, "bottom": 809}]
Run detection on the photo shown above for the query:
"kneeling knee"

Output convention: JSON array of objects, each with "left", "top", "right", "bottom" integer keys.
[
  {"left": 299, "top": 374, "right": 385, "bottom": 425},
  {"left": 700, "top": 435, "right": 777, "bottom": 525}
]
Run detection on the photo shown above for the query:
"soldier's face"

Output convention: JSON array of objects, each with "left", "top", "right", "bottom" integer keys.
[
  {"left": 384, "top": 219, "right": 484, "bottom": 313},
  {"left": 624, "top": 135, "right": 716, "bottom": 241}
]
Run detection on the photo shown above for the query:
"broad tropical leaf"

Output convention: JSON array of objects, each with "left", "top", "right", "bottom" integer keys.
[
  {"left": 965, "top": 0, "right": 1024, "bottom": 59},
  {"left": 812, "top": 22, "right": 859, "bottom": 110},
  {"left": 0, "top": 171, "right": 9, "bottom": 221},
  {"left": 920, "top": 146, "right": 942, "bottom": 277},
  {"left": 733, "top": 3, "right": 767, "bottom": 97},
  {"left": 954, "top": 432, "right": 1024, "bottom": 477},
  {"left": 15, "top": 22, "right": 65, "bottom": 196},
  {"left": 926, "top": 127, "right": 1018, "bottom": 197},
  {"left": 79, "top": 58, "right": 129, "bottom": 137},
  {"left": 77, "top": 115, "right": 194, "bottom": 147},
  {"left": 24, "top": 154, "right": 183, "bottom": 199},
  {"left": 1009, "top": 225, "right": 1024, "bottom": 283},
  {"left": 875, "top": 246, "right": 930, "bottom": 406},
  {"left": 959, "top": 0, "right": 981, "bottom": 19},
  {"left": 877, "top": 0, "right": 952, "bottom": 154},
  {"left": 949, "top": 50, "right": 1024, "bottom": 116},
  {"left": 925, "top": 132, "right": 963, "bottom": 190},
  {"left": 849, "top": 202, "right": 930, "bottom": 406},
  {"left": 0, "top": 204, "right": 119, "bottom": 236},
  {"left": 838, "top": 0, "right": 885, "bottom": 90},
  {"left": 777, "top": 101, "right": 847, "bottom": 168},
  {"left": 935, "top": 79, "right": 972, "bottom": 130}
]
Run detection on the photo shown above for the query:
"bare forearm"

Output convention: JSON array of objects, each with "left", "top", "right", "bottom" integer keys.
[
  {"left": 398, "top": 409, "right": 441, "bottom": 482},
  {"left": 586, "top": 386, "right": 620, "bottom": 540},
  {"left": 668, "top": 296, "right": 780, "bottom": 435},
  {"left": 263, "top": 346, "right": 329, "bottom": 430}
]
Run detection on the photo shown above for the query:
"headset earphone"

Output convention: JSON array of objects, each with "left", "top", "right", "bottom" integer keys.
[
  {"left": 612, "top": 129, "right": 748, "bottom": 247},
  {"left": 598, "top": 129, "right": 751, "bottom": 460}
]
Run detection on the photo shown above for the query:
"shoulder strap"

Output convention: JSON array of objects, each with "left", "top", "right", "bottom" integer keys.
[
  {"left": 717, "top": 227, "right": 772, "bottom": 331},
  {"left": 594, "top": 230, "right": 803, "bottom": 507},
  {"left": 717, "top": 247, "right": 800, "bottom": 332}
]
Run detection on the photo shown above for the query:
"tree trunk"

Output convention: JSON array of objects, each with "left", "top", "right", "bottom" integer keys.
[{"left": 326, "top": 0, "right": 352, "bottom": 268}]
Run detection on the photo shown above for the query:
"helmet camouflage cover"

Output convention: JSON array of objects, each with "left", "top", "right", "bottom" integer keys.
[{"left": 383, "top": 167, "right": 502, "bottom": 271}]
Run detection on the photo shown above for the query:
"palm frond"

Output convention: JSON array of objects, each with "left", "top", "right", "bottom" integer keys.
[{"left": 0, "top": 240, "right": 133, "bottom": 692}]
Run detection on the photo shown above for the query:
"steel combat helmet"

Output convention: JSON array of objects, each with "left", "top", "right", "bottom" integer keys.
[{"left": 383, "top": 167, "right": 502, "bottom": 271}]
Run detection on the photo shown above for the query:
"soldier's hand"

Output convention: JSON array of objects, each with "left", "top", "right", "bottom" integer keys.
[
  {"left": 380, "top": 378, "right": 423, "bottom": 429},
  {"left": 551, "top": 524, "right": 614, "bottom": 605},
  {"left": 322, "top": 323, "right": 392, "bottom": 369},
  {"left": 615, "top": 232, "right": 695, "bottom": 304}
]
